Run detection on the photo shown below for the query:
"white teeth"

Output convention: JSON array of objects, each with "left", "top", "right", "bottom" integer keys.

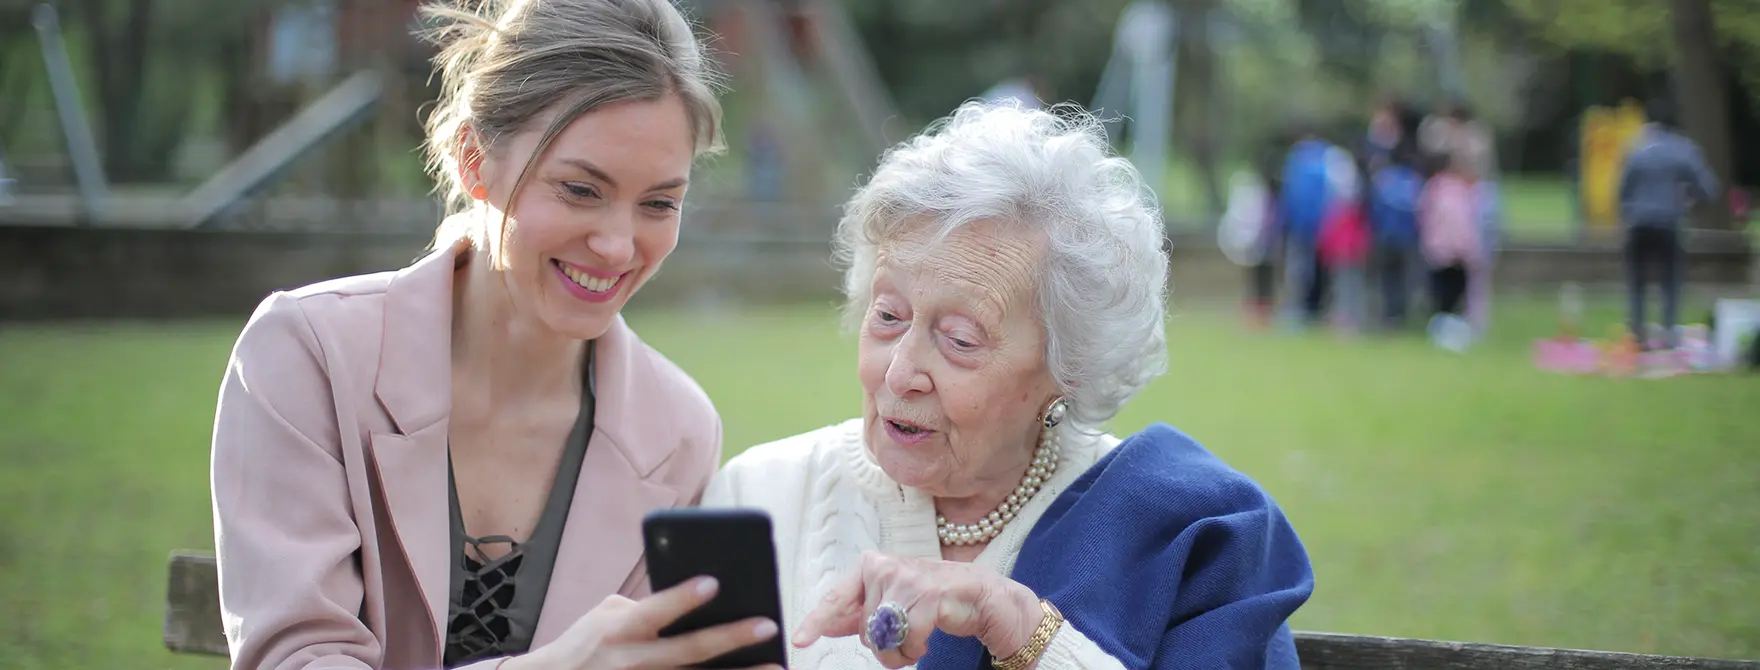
[{"left": 560, "top": 264, "right": 619, "bottom": 293}]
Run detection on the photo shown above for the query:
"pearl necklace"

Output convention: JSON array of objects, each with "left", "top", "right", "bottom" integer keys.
[{"left": 935, "top": 426, "right": 1062, "bottom": 546}]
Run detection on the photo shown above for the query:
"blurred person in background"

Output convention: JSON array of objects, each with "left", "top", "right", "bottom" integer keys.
[
  {"left": 1446, "top": 102, "right": 1502, "bottom": 336},
  {"left": 1618, "top": 96, "right": 1720, "bottom": 350},
  {"left": 1247, "top": 143, "right": 1287, "bottom": 329},
  {"left": 1468, "top": 170, "right": 1504, "bottom": 335},
  {"left": 1419, "top": 153, "right": 1483, "bottom": 330},
  {"left": 1364, "top": 97, "right": 1408, "bottom": 172},
  {"left": 1219, "top": 140, "right": 1284, "bottom": 330},
  {"left": 206, "top": 1, "right": 785, "bottom": 669},
  {"left": 706, "top": 102, "right": 1314, "bottom": 670},
  {"left": 1448, "top": 101, "right": 1497, "bottom": 182},
  {"left": 1317, "top": 146, "right": 1370, "bottom": 336},
  {"left": 1279, "top": 124, "right": 1338, "bottom": 328},
  {"left": 1368, "top": 141, "right": 1427, "bottom": 330},
  {"left": 1417, "top": 98, "right": 1457, "bottom": 164}
]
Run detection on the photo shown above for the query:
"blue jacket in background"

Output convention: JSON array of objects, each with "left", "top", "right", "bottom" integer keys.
[
  {"left": 1280, "top": 139, "right": 1334, "bottom": 245},
  {"left": 1370, "top": 164, "right": 1423, "bottom": 247},
  {"left": 1619, "top": 124, "right": 1719, "bottom": 229},
  {"left": 918, "top": 424, "right": 1316, "bottom": 669}
]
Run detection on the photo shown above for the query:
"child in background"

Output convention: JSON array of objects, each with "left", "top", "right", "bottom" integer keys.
[
  {"left": 1279, "top": 128, "right": 1336, "bottom": 328},
  {"left": 1419, "top": 153, "right": 1481, "bottom": 324},
  {"left": 1219, "top": 161, "right": 1280, "bottom": 329},
  {"left": 1368, "top": 142, "right": 1427, "bottom": 330},
  {"left": 1467, "top": 178, "right": 1503, "bottom": 335},
  {"left": 1317, "top": 147, "right": 1370, "bottom": 335},
  {"left": 1250, "top": 156, "right": 1284, "bottom": 328}
]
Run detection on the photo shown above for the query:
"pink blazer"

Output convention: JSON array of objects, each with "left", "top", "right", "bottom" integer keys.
[{"left": 209, "top": 241, "right": 723, "bottom": 669}]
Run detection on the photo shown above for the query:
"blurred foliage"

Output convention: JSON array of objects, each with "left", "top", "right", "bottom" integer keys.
[
  {"left": 1504, "top": 0, "right": 1670, "bottom": 62},
  {"left": 842, "top": 0, "right": 1132, "bottom": 124},
  {"left": 5, "top": 0, "right": 264, "bottom": 181},
  {"left": 1503, "top": 0, "right": 1760, "bottom": 111},
  {"left": 5, "top": 0, "right": 1756, "bottom": 195},
  {"left": 1367, "top": 0, "right": 1760, "bottom": 109}
]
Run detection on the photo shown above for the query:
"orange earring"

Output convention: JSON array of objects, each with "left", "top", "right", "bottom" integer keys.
[{"left": 469, "top": 182, "right": 488, "bottom": 200}]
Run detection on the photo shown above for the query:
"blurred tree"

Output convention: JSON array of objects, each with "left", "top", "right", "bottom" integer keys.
[
  {"left": 1172, "top": 0, "right": 1227, "bottom": 216},
  {"left": 50, "top": 0, "right": 297, "bottom": 183},
  {"left": 1502, "top": 0, "right": 1753, "bottom": 227},
  {"left": 71, "top": 0, "right": 159, "bottom": 182},
  {"left": 1292, "top": 0, "right": 1386, "bottom": 92},
  {"left": 0, "top": 2, "right": 35, "bottom": 147},
  {"left": 1669, "top": 0, "right": 1732, "bottom": 228},
  {"left": 842, "top": 0, "right": 1130, "bottom": 126}
]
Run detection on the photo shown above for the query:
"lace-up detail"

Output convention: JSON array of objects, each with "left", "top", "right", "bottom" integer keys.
[
  {"left": 442, "top": 343, "right": 596, "bottom": 668},
  {"left": 444, "top": 535, "right": 526, "bottom": 664}
]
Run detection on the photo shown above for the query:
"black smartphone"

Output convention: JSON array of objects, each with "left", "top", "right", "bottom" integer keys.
[{"left": 642, "top": 507, "right": 789, "bottom": 668}]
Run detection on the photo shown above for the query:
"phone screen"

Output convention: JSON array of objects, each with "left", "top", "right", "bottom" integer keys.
[{"left": 642, "top": 508, "right": 789, "bottom": 668}]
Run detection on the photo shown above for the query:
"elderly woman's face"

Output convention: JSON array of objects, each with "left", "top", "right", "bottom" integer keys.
[{"left": 857, "top": 221, "right": 1060, "bottom": 498}]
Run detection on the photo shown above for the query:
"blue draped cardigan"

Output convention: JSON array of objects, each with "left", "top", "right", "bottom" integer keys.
[{"left": 918, "top": 423, "right": 1316, "bottom": 669}]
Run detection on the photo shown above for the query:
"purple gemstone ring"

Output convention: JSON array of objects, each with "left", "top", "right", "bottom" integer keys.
[{"left": 863, "top": 601, "right": 910, "bottom": 652}]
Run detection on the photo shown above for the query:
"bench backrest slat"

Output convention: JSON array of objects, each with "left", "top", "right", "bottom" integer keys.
[
  {"left": 1296, "top": 631, "right": 1760, "bottom": 669},
  {"left": 165, "top": 552, "right": 228, "bottom": 656},
  {"left": 164, "top": 552, "right": 1759, "bottom": 668}
]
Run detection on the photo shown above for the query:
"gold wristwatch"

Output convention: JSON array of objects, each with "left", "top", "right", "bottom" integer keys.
[{"left": 992, "top": 599, "right": 1064, "bottom": 670}]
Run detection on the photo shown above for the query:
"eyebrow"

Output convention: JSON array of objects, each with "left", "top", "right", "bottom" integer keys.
[{"left": 558, "top": 158, "right": 688, "bottom": 192}]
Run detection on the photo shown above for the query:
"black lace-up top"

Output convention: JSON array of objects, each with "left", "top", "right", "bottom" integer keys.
[{"left": 443, "top": 344, "right": 595, "bottom": 668}]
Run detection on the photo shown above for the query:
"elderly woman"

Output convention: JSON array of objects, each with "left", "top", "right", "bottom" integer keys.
[{"left": 704, "top": 102, "right": 1315, "bottom": 669}]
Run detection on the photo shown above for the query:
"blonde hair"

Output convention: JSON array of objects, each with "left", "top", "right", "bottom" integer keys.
[{"left": 418, "top": 0, "right": 726, "bottom": 249}]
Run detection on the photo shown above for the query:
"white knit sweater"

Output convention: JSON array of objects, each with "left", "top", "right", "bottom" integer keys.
[{"left": 702, "top": 418, "right": 1128, "bottom": 670}]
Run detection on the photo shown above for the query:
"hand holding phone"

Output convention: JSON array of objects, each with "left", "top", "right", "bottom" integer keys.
[
  {"left": 642, "top": 508, "right": 790, "bottom": 668},
  {"left": 500, "top": 575, "right": 782, "bottom": 670}
]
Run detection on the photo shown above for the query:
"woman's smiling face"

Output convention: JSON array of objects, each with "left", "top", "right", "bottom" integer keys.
[{"left": 475, "top": 94, "right": 695, "bottom": 340}]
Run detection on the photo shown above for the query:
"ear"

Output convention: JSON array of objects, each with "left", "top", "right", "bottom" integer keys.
[{"left": 455, "top": 125, "right": 487, "bottom": 195}]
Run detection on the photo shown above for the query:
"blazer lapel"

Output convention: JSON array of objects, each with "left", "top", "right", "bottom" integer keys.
[
  {"left": 368, "top": 425, "right": 451, "bottom": 650},
  {"left": 532, "top": 316, "right": 691, "bottom": 646},
  {"left": 530, "top": 433, "right": 681, "bottom": 645},
  {"left": 368, "top": 240, "right": 467, "bottom": 652},
  {"left": 367, "top": 243, "right": 698, "bottom": 650}
]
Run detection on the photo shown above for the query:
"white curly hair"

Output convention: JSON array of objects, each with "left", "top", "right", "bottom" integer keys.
[{"left": 833, "top": 100, "right": 1171, "bottom": 434}]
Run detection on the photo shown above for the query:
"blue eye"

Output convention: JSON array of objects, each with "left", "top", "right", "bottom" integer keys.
[
  {"left": 563, "top": 183, "right": 599, "bottom": 199},
  {"left": 644, "top": 200, "right": 680, "bottom": 212}
]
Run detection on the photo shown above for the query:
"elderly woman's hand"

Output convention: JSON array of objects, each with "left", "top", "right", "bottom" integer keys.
[{"left": 793, "top": 551, "right": 1047, "bottom": 668}]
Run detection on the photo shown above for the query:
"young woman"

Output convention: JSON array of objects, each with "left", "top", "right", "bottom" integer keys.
[{"left": 208, "top": 2, "right": 780, "bottom": 668}]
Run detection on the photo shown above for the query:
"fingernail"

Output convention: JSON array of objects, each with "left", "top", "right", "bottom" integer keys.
[
  {"left": 696, "top": 577, "right": 719, "bottom": 596},
  {"left": 753, "top": 619, "right": 779, "bottom": 639}
]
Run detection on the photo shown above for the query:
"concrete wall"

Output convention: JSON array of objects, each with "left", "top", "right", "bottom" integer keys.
[
  {"left": 0, "top": 226, "right": 853, "bottom": 320},
  {"left": 0, "top": 224, "right": 1750, "bottom": 320}
]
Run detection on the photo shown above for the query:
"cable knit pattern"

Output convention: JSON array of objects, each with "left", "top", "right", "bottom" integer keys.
[{"left": 702, "top": 418, "right": 1128, "bottom": 669}]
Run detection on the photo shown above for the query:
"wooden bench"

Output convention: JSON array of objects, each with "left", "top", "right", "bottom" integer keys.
[{"left": 165, "top": 551, "right": 1760, "bottom": 668}]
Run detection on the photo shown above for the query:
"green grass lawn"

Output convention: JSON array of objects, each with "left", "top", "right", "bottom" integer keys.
[{"left": 2, "top": 299, "right": 1757, "bottom": 668}]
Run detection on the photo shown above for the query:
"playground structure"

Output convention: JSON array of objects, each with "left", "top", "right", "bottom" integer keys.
[
  {"left": 8, "top": 0, "right": 1224, "bottom": 233},
  {"left": 7, "top": 0, "right": 901, "bottom": 231}
]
